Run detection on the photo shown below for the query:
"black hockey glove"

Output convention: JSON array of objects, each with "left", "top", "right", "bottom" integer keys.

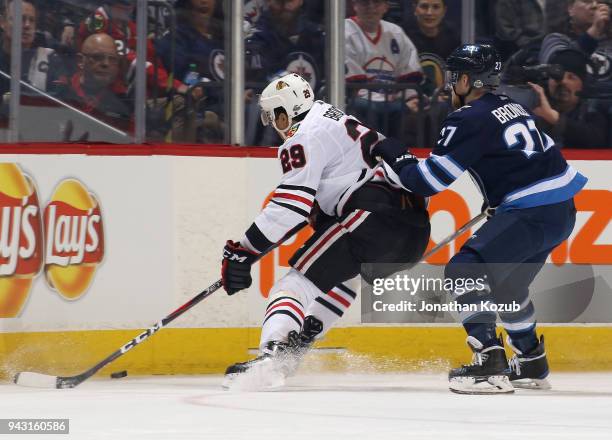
[
  {"left": 388, "top": 152, "right": 418, "bottom": 175},
  {"left": 372, "top": 137, "right": 407, "bottom": 163},
  {"left": 372, "top": 137, "right": 418, "bottom": 175},
  {"left": 221, "top": 240, "right": 258, "bottom": 295}
]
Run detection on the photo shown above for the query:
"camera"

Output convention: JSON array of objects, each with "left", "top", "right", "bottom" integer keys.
[
  {"left": 499, "top": 63, "right": 612, "bottom": 108},
  {"left": 497, "top": 64, "right": 565, "bottom": 110},
  {"left": 502, "top": 64, "right": 565, "bottom": 85}
]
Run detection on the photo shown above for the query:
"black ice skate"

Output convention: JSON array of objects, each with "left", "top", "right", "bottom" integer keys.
[
  {"left": 223, "top": 316, "right": 323, "bottom": 390},
  {"left": 449, "top": 335, "right": 514, "bottom": 394},
  {"left": 507, "top": 335, "right": 551, "bottom": 390}
]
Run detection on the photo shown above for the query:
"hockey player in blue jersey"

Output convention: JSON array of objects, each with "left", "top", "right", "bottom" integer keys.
[{"left": 375, "top": 44, "right": 587, "bottom": 394}]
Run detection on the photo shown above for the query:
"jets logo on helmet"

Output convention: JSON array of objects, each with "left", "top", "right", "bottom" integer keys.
[
  {"left": 446, "top": 44, "right": 502, "bottom": 90},
  {"left": 465, "top": 45, "right": 478, "bottom": 55}
]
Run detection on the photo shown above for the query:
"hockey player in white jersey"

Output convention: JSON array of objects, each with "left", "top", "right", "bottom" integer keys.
[{"left": 221, "top": 73, "right": 430, "bottom": 388}]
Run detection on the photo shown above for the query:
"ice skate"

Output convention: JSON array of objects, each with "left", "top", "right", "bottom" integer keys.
[
  {"left": 223, "top": 340, "right": 294, "bottom": 391},
  {"left": 449, "top": 335, "right": 514, "bottom": 394},
  {"left": 507, "top": 335, "right": 551, "bottom": 390},
  {"left": 223, "top": 316, "right": 323, "bottom": 391}
]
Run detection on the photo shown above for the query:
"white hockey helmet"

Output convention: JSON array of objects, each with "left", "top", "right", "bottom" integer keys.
[{"left": 259, "top": 73, "right": 315, "bottom": 132}]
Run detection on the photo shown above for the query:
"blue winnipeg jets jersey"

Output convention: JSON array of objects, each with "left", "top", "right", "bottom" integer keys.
[
  {"left": 245, "top": 13, "right": 325, "bottom": 91},
  {"left": 390, "top": 93, "right": 587, "bottom": 211}
]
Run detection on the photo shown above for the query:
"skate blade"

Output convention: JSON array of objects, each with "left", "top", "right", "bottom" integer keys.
[
  {"left": 449, "top": 375, "right": 515, "bottom": 395},
  {"left": 222, "top": 359, "right": 287, "bottom": 392},
  {"left": 511, "top": 377, "right": 551, "bottom": 390}
]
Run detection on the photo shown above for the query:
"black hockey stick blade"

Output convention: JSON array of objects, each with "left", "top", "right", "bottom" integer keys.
[{"left": 14, "top": 279, "right": 223, "bottom": 389}]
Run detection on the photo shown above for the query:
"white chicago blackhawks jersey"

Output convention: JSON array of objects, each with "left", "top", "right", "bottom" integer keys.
[
  {"left": 345, "top": 17, "right": 422, "bottom": 102},
  {"left": 241, "top": 101, "right": 387, "bottom": 254}
]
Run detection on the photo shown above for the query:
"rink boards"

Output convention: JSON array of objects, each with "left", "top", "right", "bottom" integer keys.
[{"left": 0, "top": 145, "right": 610, "bottom": 378}]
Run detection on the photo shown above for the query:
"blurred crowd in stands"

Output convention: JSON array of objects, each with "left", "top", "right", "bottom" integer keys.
[{"left": 0, "top": 0, "right": 611, "bottom": 148}]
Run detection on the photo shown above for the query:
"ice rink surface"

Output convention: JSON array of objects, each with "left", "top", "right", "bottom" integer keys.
[{"left": 2, "top": 372, "right": 612, "bottom": 440}]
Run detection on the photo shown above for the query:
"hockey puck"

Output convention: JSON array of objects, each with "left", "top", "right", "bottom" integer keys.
[{"left": 110, "top": 370, "right": 128, "bottom": 379}]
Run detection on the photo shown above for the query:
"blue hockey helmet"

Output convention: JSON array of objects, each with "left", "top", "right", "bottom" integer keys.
[{"left": 446, "top": 44, "right": 502, "bottom": 90}]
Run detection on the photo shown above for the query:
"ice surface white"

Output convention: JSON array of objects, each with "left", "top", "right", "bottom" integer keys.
[{"left": 1, "top": 372, "right": 611, "bottom": 440}]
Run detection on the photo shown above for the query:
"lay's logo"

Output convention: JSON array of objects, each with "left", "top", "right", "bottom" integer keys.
[
  {"left": 0, "top": 164, "right": 43, "bottom": 317},
  {"left": 44, "top": 179, "right": 104, "bottom": 300},
  {"left": 0, "top": 165, "right": 105, "bottom": 317}
]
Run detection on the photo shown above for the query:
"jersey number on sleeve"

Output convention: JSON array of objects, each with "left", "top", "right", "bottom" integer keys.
[
  {"left": 280, "top": 144, "right": 307, "bottom": 173},
  {"left": 344, "top": 119, "right": 379, "bottom": 167}
]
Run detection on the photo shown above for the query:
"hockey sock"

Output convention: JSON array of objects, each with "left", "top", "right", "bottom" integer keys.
[
  {"left": 506, "top": 325, "right": 539, "bottom": 354},
  {"left": 260, "top": 294, "right": 305, "bottom": 350},
  {"left": 463, "top": 321, "right": 498, "bottom": 347},
  {"left": 305, "top": 283, "right": 357, "bottom": 336},
  {"left": 500, "top": 298, "right": 537, "bottom": 352},
  {"left": 446, "top": 250, "right": 499, "bottom": 347}
]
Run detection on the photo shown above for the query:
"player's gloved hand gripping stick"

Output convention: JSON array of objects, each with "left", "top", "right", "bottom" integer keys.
[
  {"left": 222, "top": 240, "right": 259, "bottom": 295},
  {"left": 372, "top": 137, "right": 418, "bottom": 173},
  {"left": 14, "top": 230, "right": 292, "bottom": 388},
  {"left": 14, "top": 191, "right": 484, "bottom": 390}
]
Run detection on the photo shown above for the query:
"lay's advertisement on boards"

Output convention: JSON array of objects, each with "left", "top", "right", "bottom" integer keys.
[{"left": 0, "top": 158, "right": 173, "bottom": 332}]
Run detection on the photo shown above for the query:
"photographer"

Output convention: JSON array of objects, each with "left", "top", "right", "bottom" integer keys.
[{"left": 528, "top": 49, "right": 608, "bottom": 148}]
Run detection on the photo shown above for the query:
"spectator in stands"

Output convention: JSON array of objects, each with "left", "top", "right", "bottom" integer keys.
[
  {"left": 244, "top": 0, "right": 325, "bottom": 145},
  {"left": 404, "top": 0, "right": 460, "bottom": 60},
  {"left": 545, "top": 0, "right": 571, "bottom": 35},
  {"left": 57, "top": 33, "right": 132, "bottom": 131},
  {"left": 155, "top": 0, "right": 224, "bottom": 142},
  {"left": 545, "top": 0, "right": 610, "bottom": 57},
  {"left": 245, "top": 0, "right": 325, "bottom": 92},
  {"left": 504, "top": 1, "right": 610, "bottom": 108},
  {"left": 590, "top": 6, "right": 612, "bottom": 80},
  {"left": 0, "top": 0, "right": 65, "bottom": 95},
  {"left": 58, "top": 18, "right": 76, "bottom": 53},
  {"left": 244, "top": 0, "right": 266, "bottom": 30},
  {"left": 529, "top": 48, "right": 608, "bottom": 148},
  {"left": 156, "top": 0, "right": 224, "bottom": 84},
  {"left": 244, "top": 0, "right": 327, "bottom": 39},
  {"left": 494, "top": 0, "right": 546, "bottom": 60},
  {"left": 78, "top": 0, "right": 190, "bottom": 97},
  {"left": 345, "top": 0, "right": 423, "bottom": 137},
  {"left": 35, "top": 2, "right": 79, "bottom": 54}
]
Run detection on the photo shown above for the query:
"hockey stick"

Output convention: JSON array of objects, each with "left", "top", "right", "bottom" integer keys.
[
  {"left": 14, "top": 279, "right": 223, "bottom": 389},
  {"left": 361, "top": 210, "right": 487, "bottom": 282},
  {"left": 13, "top": 222, "right": 309, "bottom": 389},
  {"left": 421, "top": 211, "right": 487, "bottom": 260},
  {"left": 14, "top": 212, "right": 485, "bottom": 389}
]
